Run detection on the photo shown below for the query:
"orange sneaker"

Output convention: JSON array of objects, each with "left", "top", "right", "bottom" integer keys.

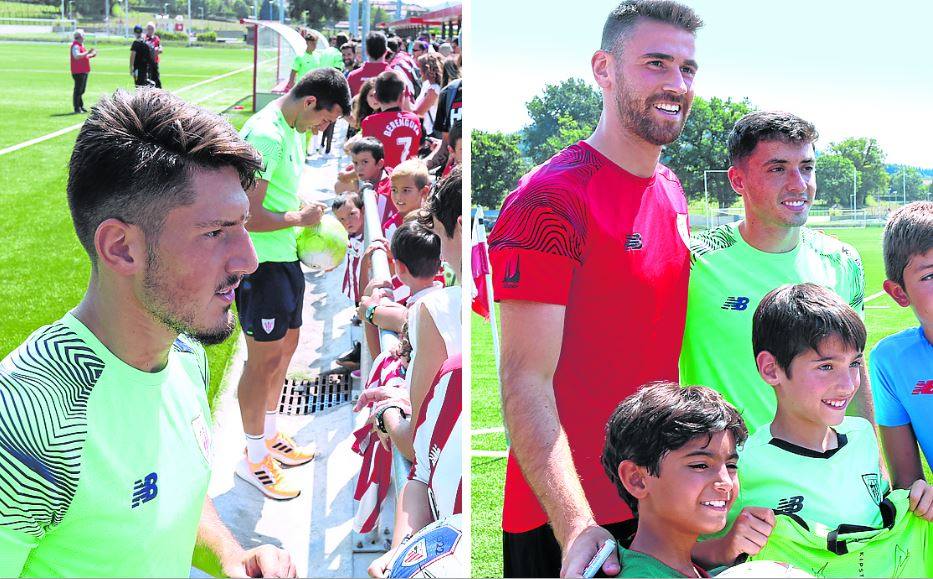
[
  {"left": 234, "top": 454, "right": 301, "bottom": 500},
  {"left": 266, "top": 432, "right": 317, "bottom": 467}
]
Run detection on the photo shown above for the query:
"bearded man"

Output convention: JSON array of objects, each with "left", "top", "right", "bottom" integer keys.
[{"left": 487, "top": 1, "right": 703, "bottom": 576}]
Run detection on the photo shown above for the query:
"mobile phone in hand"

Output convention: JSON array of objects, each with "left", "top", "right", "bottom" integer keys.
[{"left": 582, "top": 538, "right": 617, "bottom": 578}]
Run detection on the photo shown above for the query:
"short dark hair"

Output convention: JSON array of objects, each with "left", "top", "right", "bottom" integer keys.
[
  {"left": 332, "top": 191, "right": 363, "bottom": 212},
  {"left": 335, "top": 33, "right": 349, "bottom": 46},
  {"left": 601, "top": 0, "right": 702, "bottom": 54},
  {"left": 365, "top": 31, "right": 387, "bottom": 60},
  {"left": 341, "top": 41, "right": 355, "bottom": 52},
  {"left": 602, "top": 382, "right": 747, "bottom": 517},
  {"left": 753, "top": 283, "right": 867, "bottom": 377},
  {"left": 448, "top": 121, "right": 462, "bottom": 149},
  {"left": 391, "top": 221, "right": 441, "bottom": 278},
  {"left": 883, "top": 201, "right": 933, "bottom": 289},
  {"left": 387, "top": 36, "right": 400, "bottom": 53},
  {"left": 374, "top": 70, "right": 404, "bottom": 105},
  {"left": 68, "top": 89, "right": 262, "bottom": 263},
  {"left": 728, "top": 111, "right": 819, "bottom": 166},
  {"left": 412, "top": 40, "right": 429, "bottom": 53},
  {"left": 419, "top": 165, "right": 460, "bottom": 238},
  {"left": 291, "top": 67, "right": 351, "bottom": 116},
  {"left": 349, "top": 136, "right": 384, "bottom": 162}
]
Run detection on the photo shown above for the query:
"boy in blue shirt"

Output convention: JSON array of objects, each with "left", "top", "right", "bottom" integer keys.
[{"left": 871, "top": 201, "right": 933, "bottom": 494}]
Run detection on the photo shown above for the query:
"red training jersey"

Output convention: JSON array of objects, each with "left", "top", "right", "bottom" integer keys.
[
  {"left": 146, "top": 34, "right": 161, "bottom": 64},
  {"left": 361, "top": 108, "right": 422, "bottom": 170},
  {"left": 70, "top": 41, "right": 90, "bottom": 74},
  {"left": 488, "top": 141, "right": 691, "bottom": 533},
  {"left": 347, "top": 61, "right": 390, "bottom": 96}
]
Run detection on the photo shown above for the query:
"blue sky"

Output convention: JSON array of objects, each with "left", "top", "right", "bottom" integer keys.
[{"left": 469, "top": 0, "right": 932, "bottom": 167}]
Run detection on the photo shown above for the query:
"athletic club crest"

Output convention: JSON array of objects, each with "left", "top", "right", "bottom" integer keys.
[
  {"left": 862, "top": 473, "right": 882, "bottom": 504},
  {"left": 261, "top": 318, "right": 275, "bottom": 334},
  {"left": 191, "top": 412, "right": 211, "bottom": 465}
]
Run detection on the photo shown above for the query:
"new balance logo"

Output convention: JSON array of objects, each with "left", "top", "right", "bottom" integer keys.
[
  {"left": 131, "top": 472, "right": 158, "bottom": 508},
  {"left": 912, "top": 380, "right": 933, "bottom": 395},
  {"left": 625, "top": 233, "right": 643, "bottom": 250},
  {"left": 775, "top": 495, "right": 804, "bottom": 515},
  {"left": 503, "top": 256, "right": 520, "bottom": 288},
  {"left": 722, "top": 296, "right": 750, "bottom": 311}
]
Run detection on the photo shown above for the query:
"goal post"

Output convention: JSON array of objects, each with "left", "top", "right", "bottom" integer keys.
[{"left": 0, "top": 17, "right": 77, "bottom": 40}]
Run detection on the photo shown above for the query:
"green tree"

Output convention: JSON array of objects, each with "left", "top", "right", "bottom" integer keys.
[
  {"left": 888, "top": 166, "right": 925, "bottom": 202},
  {"left": 662, "top": 96, "right": 755, "bottom": 207},
  {"left": 522, "top": 78, "right": 602, "bottom": 164},
  {"left": 815, "top": 154, "right": 858, "bottom": 208},
  {"left": 288, "top": 0, "right": 345, "bottom": 26},
  {"left": 826, "top": 138, "right": 889, "bottom": 207},
  {"left": 472, "top": 131, "right": 530, "bottom": 209}
]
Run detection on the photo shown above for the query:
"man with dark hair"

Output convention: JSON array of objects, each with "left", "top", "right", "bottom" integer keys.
[
  {"left": 341, "top": 41, "right": 359, "bottom": 75},
  {"left": 362, "top": 70, "right": 422, "bottom": 169},
  {"left": 426, "top": 76, "right": 461, "bottom": 171},
  {"left": 487, "top": 1, "right": 702, "bottom": 575},
  {"left": 129, "top": 24, "right": 153, "bottom": 87},
  {"left": 680, "top": 110, "right": 873, "bottom": 436},
  {"left": 347, "top": 31, "right": 390, "bottom": 96},
  {"left": 234, "top": 67, "right": 350, "bottom": 499},
  {"left": 0, "top": 89, "right": 295, "bottom": 577},
  {"left": 602, "top": 382, "right": 748, "bottom": 577}
]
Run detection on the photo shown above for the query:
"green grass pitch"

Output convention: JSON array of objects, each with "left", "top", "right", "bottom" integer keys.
[
  {"left": 470, "top": 226, "right": 922, "bottom": 578},
  {"left": 0, "top": 40, "right": 254, "bottom": 409}
]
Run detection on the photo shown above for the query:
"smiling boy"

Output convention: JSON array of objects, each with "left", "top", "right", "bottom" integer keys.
[
  {"left": 602, "top": 382, "right": 748, "bottom": 577},
  {"left": 710, "top": 283, "right": 933, "bottom": 565}
]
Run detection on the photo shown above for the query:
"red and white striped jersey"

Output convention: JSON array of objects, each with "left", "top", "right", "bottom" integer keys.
[{"left": 409, "top": 355, "right": 462, "bottom": 520}]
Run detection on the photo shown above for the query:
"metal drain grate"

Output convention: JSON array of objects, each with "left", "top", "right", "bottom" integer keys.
[{"left": 278, "top": 370, "right": 351, "bottom": 415}]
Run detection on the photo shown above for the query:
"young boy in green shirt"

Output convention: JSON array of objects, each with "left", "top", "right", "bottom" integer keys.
[
  {"left": 712, "top": 283, "right": 933, "bottom": 564},
  {"left": 601, "top": 381, "right": 749, "bottom": 577}
]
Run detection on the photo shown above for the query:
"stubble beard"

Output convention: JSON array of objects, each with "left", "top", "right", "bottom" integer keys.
[
  {"left": 615, "top": 75, "right": 690, "bottom": 147},
  {"left": 141, "top": 245, "right": 236, "bottom": 347}
]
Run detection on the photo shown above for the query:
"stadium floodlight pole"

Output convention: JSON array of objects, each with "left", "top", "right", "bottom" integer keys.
[
  {"left": 395, "top": 0, "right": 401, "bottom": 20},
  {"left": 104, "top": 0, "right": 109, "bottom": 33},
  {"left": 851, "top": 166, "right": 857, "bottom": 213},
  {"left": 903, "top": 167, "right": 907, "bottom": 204},
  {"left": 703, "top": 169, "right": 728, "bottom": 229},
  {"left": 187, "top": 0, "right": 191, "bottom": 23}
]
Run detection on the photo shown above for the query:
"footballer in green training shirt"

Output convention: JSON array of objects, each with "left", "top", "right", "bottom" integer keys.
[
  {"left": 0, "top": 90, "right": 296, "bottom": 577},
  {"left": 679, "top": 111, "right": 874, "bottom": 434},
  {"left": 234, "top": 67, "right": 351, "bottom": 499}
]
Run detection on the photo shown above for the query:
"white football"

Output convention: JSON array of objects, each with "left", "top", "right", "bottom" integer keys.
[
  {"left": 718, "top": 560, "right": 813, "bottom": 577},
  {"left": 388, "top": 514, "right": 464, "bottom": 578}
]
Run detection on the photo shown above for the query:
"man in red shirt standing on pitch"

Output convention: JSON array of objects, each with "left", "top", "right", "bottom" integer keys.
[
  {"left": 361, "top": 70, "right": 422, "bottom": 170},
  {"left": 347, "top": 31, "right": 390, "bottom": 96},
  {"left": 488, "top": 1, "right": 703, "bottom": 577},
  {"left": 69, "top": 29, "right": 96, "bottom": 113},
  {"left": 145, "top": 22, "right": 163, "bottom": 88}
]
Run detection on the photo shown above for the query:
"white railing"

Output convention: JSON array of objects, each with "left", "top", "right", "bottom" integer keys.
[{"left": 352, "top": 186, "right": 407, "bottom": 553}]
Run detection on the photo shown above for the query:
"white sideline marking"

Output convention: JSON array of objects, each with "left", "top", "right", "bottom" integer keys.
[
  {"left": 472, "top": 426, "right": 505, "bottom": 435},
  {"left": 472, "top": 450, "right": 508, "bottom": 458},
  {"left": 0, "top": 69, "right": 212, "bottom": 78},
  {"left": 866, "top": 305, "right": 890, "bottom": 310},
  {"left": 865, "top": 290, "right": 886, "bottom": 303},
  {"left": 0, "top": 63, "right": 251, "bottom": 158}
]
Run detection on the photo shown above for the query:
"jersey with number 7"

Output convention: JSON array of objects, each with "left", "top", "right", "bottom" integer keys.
[{"left": 361, "top": 108, "right": 423, "bottom": 170}]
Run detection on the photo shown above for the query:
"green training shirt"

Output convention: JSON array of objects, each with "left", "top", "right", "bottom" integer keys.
[
  {"left": 748, "top": 489, "right": 933, "bottom": 578},
  {"left": 241, "top": 103, "right": 305, "bottom": 263},
  {"left": 617, "top": 547, "right": 707, "bottom": 578},
  {"left": 0, "top": 313, "right": 212, "bottom": 577},
  {"left": 728, "top": 416, "right": 888, "bottom": 533},
  {"left": 290, "top": 51, "right": 324, "bottom": 82},
  {"left": 680, "top": 223, "right": 864, "bottom": 433}
]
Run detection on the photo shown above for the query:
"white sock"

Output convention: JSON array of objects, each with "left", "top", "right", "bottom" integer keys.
[
  {"left": 264, "top": 411, "right": 278, "bottom": 440},
  {"left": 245, "top": 434, "right": 268, "bottom": 463}
]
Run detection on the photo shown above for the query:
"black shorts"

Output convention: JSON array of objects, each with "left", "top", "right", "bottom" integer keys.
[
  {"left": 502, "top": 519, "right": 636, "bottom": 578},
  {"left": 235, "top": 261, "right": 305, "bottom": 342}
]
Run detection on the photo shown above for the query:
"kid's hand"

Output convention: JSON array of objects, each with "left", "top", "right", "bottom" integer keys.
[
  {"left": 722, "top": 507, "right": 775, "bottom": 560},
  {"left": 908, "top": 480, "right": 933, "bottom": 520},
  {"left": 364, "top": 238, "right": 390, "bottom": 258}
]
